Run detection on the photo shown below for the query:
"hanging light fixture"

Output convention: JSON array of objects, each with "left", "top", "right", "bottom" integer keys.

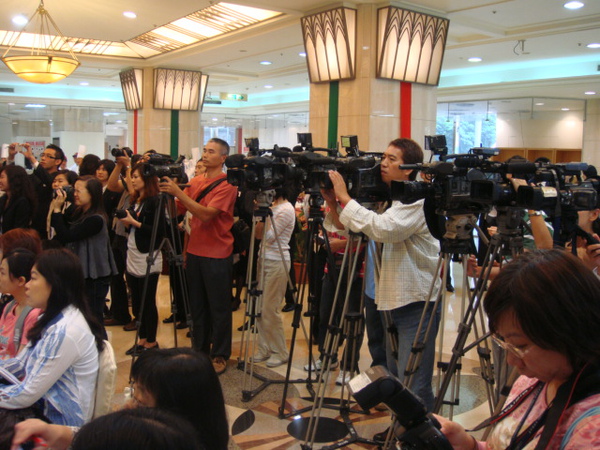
[{"left": 1, "top": 0, "right": 80, "bottom": 84}]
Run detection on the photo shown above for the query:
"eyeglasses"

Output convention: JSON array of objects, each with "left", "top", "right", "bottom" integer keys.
[
  {"left": 41, "top": 153, "right": 58, "bottom": 160},
  {"left": 492, "top": 334, "right": 530, "bottom": 359}
]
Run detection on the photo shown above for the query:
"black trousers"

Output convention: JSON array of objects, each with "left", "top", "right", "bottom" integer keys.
[
  {"left": 109, "top": 235, "right": 132, "bottom": 324},
  {"left": 186, "top": 253, "right": 233, "bottom": 359},
  {"left": 126, "top": 273, "right": 159, "bottom": 343}
]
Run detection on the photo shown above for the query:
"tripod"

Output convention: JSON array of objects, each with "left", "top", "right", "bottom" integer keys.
[
  {"left": 237, "top": 190, "right": 310, "bottom": 401},
  {"left": 301, "top": 231, "right": 382, "bottom": 449},
  {"left": 278, "top": 192, "right": 340, "bottom": 419},
  {"left": 128, "top": 192, "right": 193, "bottom": 376},
  {"left": 433, "top": 206, "right": 525, "bottom": 416}
]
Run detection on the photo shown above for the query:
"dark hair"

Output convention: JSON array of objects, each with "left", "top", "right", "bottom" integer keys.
[
  {"left": 130, "top": 163, "right": 160, "bottom": 203},
  {"left": 388, "top": 138, "right": 423, "bottom": 181},
  {"left": 53, "top": 169, "right": 78, "bottom": 186},
  {"left": 484, "top": 249, "right": 600, "bottom": 370},
  {"left": 45, "top": 144, "right": 65, "bottom": 163},
  {"left": 131, "top": 348, "right": 228, "bottom": 450},
  {"left": 72, "top": 407, "right": 203, "bottom": 450},
  {"left": 505, "top": 155, "right": 528, "bottom": 164},
  {"left": 534, "top": 156, "right": 551, "bottom": 164},
  {"left": 79, "top": 154, "right": 101, "bottom": 177},
  {"left": 2, "top": 248, "right": 36, "bottom": 283},
  {"left": 0, "top": 165, "right": 37, "bottom": 213},
  {"left": 72, "top": 176, "right": 107, "bottom": 221},
  {"left": 208, "top": 138, "right": 230, "bottom": 156},
  {"left": 584, "top": 165, "right": 598, "bottom": 179},
  {"left": 131, "top": 154, "right": 143, "bottom": 166},
  {"left": 0, "top": 228, "right": 42, "bottom": 256},
  {"left": 27, "top": 248, "right": 105, "bottom": 352},
  {"left": 98, "top": 159, "right": 116, "bottom": 177}
]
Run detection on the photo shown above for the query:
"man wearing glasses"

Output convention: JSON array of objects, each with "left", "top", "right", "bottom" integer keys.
[{"left": 7, "top": 142, "right": 65, "bottom": 239}]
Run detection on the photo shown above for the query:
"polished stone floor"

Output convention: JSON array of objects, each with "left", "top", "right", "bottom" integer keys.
[{"left": 107, "top": 262, "right": 491, "bottom": 449}]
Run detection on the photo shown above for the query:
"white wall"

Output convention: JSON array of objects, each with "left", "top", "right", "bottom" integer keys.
[
  {"left": 496, "top": 111, "right": 583, "bottom": 148},
  {"left": 55, "top": 131, "right": 106, "bottom": 166}
]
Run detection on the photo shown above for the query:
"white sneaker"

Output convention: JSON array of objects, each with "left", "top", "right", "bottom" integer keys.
[
  {"left": 304, "top": 359, "right": 339, "bottom": 371},
  {"left": 336, "top": 371, "right": 352, "bottom": 386},
  {"left": 266, "top": 355, "right": 288, "bottom": 368},
  {"left": 249, "top": 350, "right": 270, "bottom": 363}
]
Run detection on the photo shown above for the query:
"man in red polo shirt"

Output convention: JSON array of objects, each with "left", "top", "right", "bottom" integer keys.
[{"left": 159, "top": 138, "right": 237, "bottom": 375}]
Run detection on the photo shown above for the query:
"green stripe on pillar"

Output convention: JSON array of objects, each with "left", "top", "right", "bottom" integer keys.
[
  {"left": 170, "top": 110, "right": 179, "bottom": 159},
  {"left": 327, "top": 81, "right": 339, "bottom": 149}
]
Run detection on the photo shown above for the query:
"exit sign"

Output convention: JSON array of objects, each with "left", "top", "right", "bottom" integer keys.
[{"left": 219, "top": 92, "right": 248, "bottom": 101}]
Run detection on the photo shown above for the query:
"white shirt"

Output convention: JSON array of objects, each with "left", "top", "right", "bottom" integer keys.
[
  {"left": 327, "top": 199, "right": 441, "bottom": 311},
  {"left": 261, "top": 201, "right": 295, "bottom": 261}
]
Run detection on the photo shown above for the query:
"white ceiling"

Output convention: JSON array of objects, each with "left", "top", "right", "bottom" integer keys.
[{"left": 0, "top": 0, "right": 599, "bottom": 113}]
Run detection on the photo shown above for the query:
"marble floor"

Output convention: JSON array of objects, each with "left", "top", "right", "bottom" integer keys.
[{"left": 106, "top": 262, "right": 493, "bottom": 449}]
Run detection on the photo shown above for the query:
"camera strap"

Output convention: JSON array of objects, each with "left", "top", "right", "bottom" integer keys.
[{"left": 195, "top": 177, "right": 227, "bottom": 204}]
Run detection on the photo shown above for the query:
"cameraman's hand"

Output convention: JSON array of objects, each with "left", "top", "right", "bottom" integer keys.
[
  {"left": 52, "top": 188, "right": 67, "bottom": 212},
  {"left": 328, "top": 171, "right": 351, "bottom": 205},
  {"left": 115, "top": 155, "right": 130, "bottom": 167},
  {"left": 20, "top": 142, "right": 36, "bottom": 163},
  {"left": 11, "top": 419, "right": 73, "bottom": 450},
  {"left": 119, "top": 210, "right": 141, "bottom": 228},
  {"left": 8, "top": 143, "right": 19, "bottom": 160},
  {"left": 320, "top": 188, "right": 337, "bottom": 205},
  {"left": 432, "top": 414, "right": 479, "bottom": 450},
  {"left": 159, "top": 177, "right": 183, "bottom": 197}
]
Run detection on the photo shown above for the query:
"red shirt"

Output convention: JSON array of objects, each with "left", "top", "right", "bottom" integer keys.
[{"left": 179, "top": 173, "right": 238, "bottom": 258}]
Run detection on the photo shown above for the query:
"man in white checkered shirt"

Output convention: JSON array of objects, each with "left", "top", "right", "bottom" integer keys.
[{"left": 322, "top": 138, "right": 441, "bottom": 410}]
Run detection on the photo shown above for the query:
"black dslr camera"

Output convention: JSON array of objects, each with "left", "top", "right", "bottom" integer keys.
[
  {"left": 349, "top": 366, "right": 452, "bottom": 449},
  {"left": 53, "top": 185, "right": 74, "bottom": 203},
  {"left": 110, "top": 147, "right": 133, "bottom": 158}
]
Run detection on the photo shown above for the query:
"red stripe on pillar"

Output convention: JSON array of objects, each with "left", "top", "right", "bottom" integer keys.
[
  {"left": 133, "top": 110, "right": 138, "bottom": 154},
  {"left": 400, "top": 82, "right": 412, "bottom": 138},
  {"left": 236, "top": 127, "right": 243, "bottom": 154}
]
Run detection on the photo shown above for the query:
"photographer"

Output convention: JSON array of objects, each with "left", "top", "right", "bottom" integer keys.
[
  {"left": 436, "top": 250, "right": 600, "bottom": 449},
  {"left": 249, "top": 187, "right": 295, "bottom": 368},
  {"left": 8, "top": 143, "right": 64, "bottom": 239},
  {"left": 118, "top": 163, "right": 163, "bottom": 355},
  {"left": 159, "top": 138, "right": 237, "bottom": 375},
  {"left": 46, "top": 170, "right": 77, "bottom": 240},
  {"left": 50, "top": 176, "right": 117, "bottom": 330},
  {"left": 323, "top": 138, "right": 441, "bottom": 411},
  {"left": 103, "top": 153, "right": 135, "bottom": 328}
]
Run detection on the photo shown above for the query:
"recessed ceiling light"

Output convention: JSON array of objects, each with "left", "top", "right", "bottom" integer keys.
[
  {"left": 585, "top": 91, "right": 597, "bottom": 95},
  {"left": 79, "top": 82, "right": 89, "bottom": 86},
  {"left": 25, "top": 104, "right": 46, "bottom": 108},
  {"left": 468, "top": 57, "right": 482, "bottom": 62},
  {"left": 212, "top": 117, "right": 218, "bottom": 121},
  {"left": 299, "top": 52, "right": 307, "bottom": 57},
  {"left": 561, "top": 108, "right": 570, "bottom": 111},
  {"left": 264, "top": 85, "right": 273, "bottom": 89},
  {"left": 564, "top": 1, "right": 584, "bottom": 9},
  {"left": 116, "top": 120, "right": 123, "bottom": 124},
  {"left": 587, "top": 43, "right": 600, "bottom": 49},
  {"left": 535, "top": 103, "right": 545, "bottom": 106},
  {"left": 123, "top": 11, "right": 137, "bottom": 19},
  {"left": 12, "top": 15, "right": 28, "bottom": 26},
  {"left": 259, "top": 61, "right": 272, "bottom": 65}
]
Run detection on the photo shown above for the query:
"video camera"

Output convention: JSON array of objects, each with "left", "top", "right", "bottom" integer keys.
[
  {"left": 225, "top": 147, "right": 290, "bottom": 191},
  {"left": 110, "top": 147, "right": 133, "bottom": 158},
  {"left": 515, "top": 162, "right": 597, "bottom": 213},
  {"left": 290, "top": 151, "right": 389, "bottom": 204},
  {"left": 141, "top": 153, "right": 186, "bottom": 180},
  {"left": 348, "top": 366, "right": 452, "bottom": 449}
]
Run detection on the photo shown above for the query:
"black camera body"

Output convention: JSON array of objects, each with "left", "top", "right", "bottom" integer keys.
[
  {"left": 110, "top": 147, "right": 133, "bottom": 158},
  {"left": 53, "top": 185, "right": 74, "bottom": 203},
  {"left": 349, "top": 366, "right": 452, "bottom": 450},
  {"left": 142, "top": 153, "right": 186, "bottom": 180},
  {"left": 226, "top": 153, "right": 289, "bottom": 191}
]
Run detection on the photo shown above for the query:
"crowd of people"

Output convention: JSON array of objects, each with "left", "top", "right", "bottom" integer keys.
[{"left": 0, "top": 137, "right": 599, "bottom": 449}]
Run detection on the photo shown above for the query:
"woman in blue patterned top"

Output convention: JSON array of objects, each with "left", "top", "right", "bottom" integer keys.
[{"left": 0, "top": 248, "right": 105, "bottom": 426}]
